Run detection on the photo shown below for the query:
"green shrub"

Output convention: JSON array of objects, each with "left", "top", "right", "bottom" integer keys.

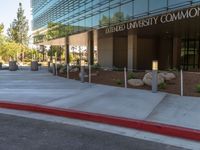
[
  {"left": 196, "top": 84, "right": 200, "bottom": 93},
  {"left": 112, "top": 66, "right": 124, "bottom": 72},
  {"left": 128, "top": 72, "right": 136, "bottom": 80},
  {"left": 92, "top": 63, "right": 101, "bottom": 70},
  {"left": 113, "top": 79, "right": 123, "bottom": 85},
  {"left": 158, "top": 82, "right": 167, "bottom": 90},
  {"left": 57, "top": 64, "right": 64, "bottom": 72},
  {"left": 59, "top": 65, "right": 67, "bottom": 73},
  {"left": 166, "top": 67, "right": 178, "bottom": 72}
]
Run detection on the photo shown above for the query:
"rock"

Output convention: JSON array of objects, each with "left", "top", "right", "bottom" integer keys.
[
  {"left": 84, "top": 74, "right": 88, "bottom": 78},
  {"left": 91, "top": 73, "right": 98, "bottom": 76},
  {"left": 128, "top": 79, "right": 144, "bottom": 87},
  {"left": 70, "top": 67, "right": 79, "bottom": 72},
  {"left": 159, "top": 72, "right": 176, "bottom": 81},
  {"left": 91, "top": 71, "right": 99, "bottom": 76},
  {"left": 59, "top": 66, "right": 67, "bottom": 74},
  {"left": 59, "top": 68, "right": 65, "bottom": 74},
  {"left": 143, "top": 72, "right": 164, "bottom": 86},
  {"left": 103, "top": 68, "right": 112, "bottom": 71}
]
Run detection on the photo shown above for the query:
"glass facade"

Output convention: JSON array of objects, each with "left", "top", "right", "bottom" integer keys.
[
  {"left": 181, "top": 39, "right": 200, "bottom": 70},
  {"left": 32, "top": 0, "right": 200, "bottom": 35}
]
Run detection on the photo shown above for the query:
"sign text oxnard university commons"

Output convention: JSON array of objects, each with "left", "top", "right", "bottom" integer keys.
[{"left": 105, "top": 6, "right": 200, "bottom": 34}]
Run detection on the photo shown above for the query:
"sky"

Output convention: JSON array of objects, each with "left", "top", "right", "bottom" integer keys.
[{"left": 0, "top": 0, "right": 32, "bottom": 35}]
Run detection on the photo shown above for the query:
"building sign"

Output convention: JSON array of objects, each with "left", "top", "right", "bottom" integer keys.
[{"left": 105, "top": 6, "right": 200, "bottom": 34}]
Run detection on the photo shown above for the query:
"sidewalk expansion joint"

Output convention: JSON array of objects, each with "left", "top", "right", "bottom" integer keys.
[{"left": 145, "top": 94, "right": 169, "bottom": 120}]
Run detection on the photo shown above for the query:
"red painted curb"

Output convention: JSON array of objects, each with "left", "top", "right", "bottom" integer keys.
[{"left": 0, "top": 101, "right": 200, "bottom": 141}]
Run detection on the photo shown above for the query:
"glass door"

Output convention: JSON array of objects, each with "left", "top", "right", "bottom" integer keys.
[{"left": 181, "top": 39, "right": 200, "bottom": 71}]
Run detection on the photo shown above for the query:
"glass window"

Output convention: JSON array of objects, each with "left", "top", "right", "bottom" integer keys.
[
  {"left": 93, "top": 0, "right": 100, "bottom": 5},
  {"left": 72, "top": 22, "right": 79, "bottom": 33},
  {"left": 149, "top": 0, "right": 167, "bottom": 12},
  {"left": 133, "top": 0, "right": 148, "bottom": 17},
  {"left": 92, "top": 14, "right": 100, "bottom": 27},
  {"left": 85, "top": 17, "right": 92, "bottom": 29},
  {"left": 110, "top": 0, "right": 121, "bottom": 6},
  {"left": 86, "top": 1, "right": 92, "bottom": 9},
  {"left": 120, "top": 2, "right": 133, "bottom": 21},
  {"left": 110, "top": 6, "right": 120, "bottom": 24},
  {"left": 78, "top": 19, "right": 86, "bottom": 32},
  {"left": 192, "top": 0, "right": 200, "bottom": 3},
  {"left": 79, "top": 6, "right": 85, "bottom": 13},
  {"left": 100, "top": 10, "right": 109, "bottom": 26},
  {"left": 100, "top": 0, "right": 109, "bottom": 5},
  {"left": 181, "top": 39, "right": 200, "bottom": 71},
  {"left": 168, "top": 0, "right": 191, "bottom": 7}
]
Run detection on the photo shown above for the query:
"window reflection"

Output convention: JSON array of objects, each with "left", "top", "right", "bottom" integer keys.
[
  {"left": 32, "top": 0, "right": 200, "bottom": 38},
  {"left": 121, "top": 2, "right": 133, "bottom": 20},
  {"left": 149, "top": 0, "right": 167, "bottom": 12}
]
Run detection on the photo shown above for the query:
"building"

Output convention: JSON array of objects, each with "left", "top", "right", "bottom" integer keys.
[{"left": 31, "top": 0, "right": 200, "bottom": 71}]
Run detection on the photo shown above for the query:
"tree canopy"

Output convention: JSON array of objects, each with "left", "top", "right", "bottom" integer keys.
[
  {"left": 7, "top": 2, "right": 29, "bottom": 46},
  {"left": 0, "top": 3, "right": 35, "bottom": 63},
  {"left": 34, "top": 22, "right": 73, "bottom": 43},
  {"left": 0, "top": 23, "right": 4, "bottom": 34}
]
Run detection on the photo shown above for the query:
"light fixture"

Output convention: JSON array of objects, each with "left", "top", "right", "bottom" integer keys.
[{"left": 152, "top": 60, "right": 158, "bottom": 71}]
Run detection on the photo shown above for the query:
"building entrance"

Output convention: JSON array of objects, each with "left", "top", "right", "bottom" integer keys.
[
  {"left": 181, "top": 39, "right": 200, "bottom": 71},
  {"left": 113, "top": 32, "right": 128, "bottom": 68}
]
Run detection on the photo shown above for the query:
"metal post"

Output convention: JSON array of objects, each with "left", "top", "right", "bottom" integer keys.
[
  {"left": 180, "top": 69, "right": 183, "bottom": 96},
  {"left": 67, "top": 64, "right": 69, "bottom": 79},
  {"left": 48, "top": 61, "right": 50, "bottom": 72},
  {"left": 53, "top": 63, "right": 56, "bottom": 76},
  {"left": 124, "top": 67, "right": 127, "bottom": 88},
  {"left": 80, "top": 66, "right": 85, "bottom": 83},
  {"left": 152, "top": 70, "right": 158, "bottom": 93},
  {"left": 152, "top": 60, "right": 158, "bottom": 93},
  {"left": 89, "top": 64, "right": 91, "bottom": 84},
  {"left": 55, "top": 52, "right": 58, "bottom": 76},
  {"left": 0, "top": 62, "right": 2, "bottom": 70},
  {"left": 55, "top": 60, "right": 58, "bottom": 76}
]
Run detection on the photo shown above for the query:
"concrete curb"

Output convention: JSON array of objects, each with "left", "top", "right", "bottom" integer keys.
[{"left": 0, "top": 101, "right": 200, "bottom": 141}]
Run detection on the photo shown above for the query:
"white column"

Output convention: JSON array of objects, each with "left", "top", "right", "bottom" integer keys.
[{"left": 128, "top": 31, "right": 137, "bottom": 70}]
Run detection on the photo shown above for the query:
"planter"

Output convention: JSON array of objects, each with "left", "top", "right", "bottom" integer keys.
[
  {"left": 31, "top": 61, "right": 38, "bottom": 71},
  {"left": 0, "top": 62, "right": 2, "bottom": 70},
  {"left": 48, "top": 62, "right": 51, "bottom": 72},
  {"left": 9, "top": 61, "right": 18, "bottom": 71}
]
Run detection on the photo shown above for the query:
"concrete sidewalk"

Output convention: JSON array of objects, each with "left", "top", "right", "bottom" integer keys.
[
  {"left": 0, "top": 70, "right": 200, "bottom": 130},
  {"left": 0, "top": 70, "right": 200, "bottom": 142}
]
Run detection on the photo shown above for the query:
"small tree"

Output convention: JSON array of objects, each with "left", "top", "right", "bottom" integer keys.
[
  {"left": 0, "top": 42, "right": 21, "bottom": 61},
  {"left": 7, "top": 2, "right": 29, "bottom": 61},
  {"left": 0, "top": 23, "right": 4, "bottom": 34},
  {"left": 0, "top": 23, "right": 6, "bottom": 62}
]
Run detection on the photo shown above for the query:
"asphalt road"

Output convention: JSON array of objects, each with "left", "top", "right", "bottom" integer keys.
[{"left": 0, "top": 113, "right": 188, "bottom": 150}]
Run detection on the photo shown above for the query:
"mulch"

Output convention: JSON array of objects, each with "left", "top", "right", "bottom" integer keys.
[{"left": 59, "top": 70, "right": 200, "bottom": 97}]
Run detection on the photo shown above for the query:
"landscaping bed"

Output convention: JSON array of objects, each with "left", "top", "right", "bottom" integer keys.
[{"left": 59, "top": 69, "right": 200, "bottom": 97}]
